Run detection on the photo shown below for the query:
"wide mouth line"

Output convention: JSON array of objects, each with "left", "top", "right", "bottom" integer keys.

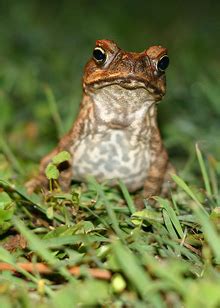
[
  {"left": 85, "top": 77, "right": 162, "bottom": 97},
  {"left": 86, "top": 76, "right": 149, "bottom": 87},
  {"left": 92, "top": 81, "right": 148, "bottom": 91}
]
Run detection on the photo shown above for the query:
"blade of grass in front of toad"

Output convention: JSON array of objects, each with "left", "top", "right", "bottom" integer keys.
[
  {"left": 89, "top": 177, "right": 125, "bottom": 241},
  {"left": 79, "top": 203, "right": 110, "bottom": 229},
  {"left": 137, "top": 249, "right": 188, "bottom": 296},
  {"left": 172, "top": 174, "right": 208, "bottom": 216},
  {"left": 156, "top": 197, "right": 184, "bottom": 238},
  {"left": 112, "top": 240, "right": 165, "bottom": 307},
  {"left": 172, "top": 174, "right": 220, "bottom": 263},
  {"left": 43, "top": 234, "right": 109, "bottom": 248},
  {"left": 156, "top": 235, "right": 202, "bottom": 263},
  {"left": 14, "top": 218, "right": 75, "bottom": 282},
  {"left": 208, "top": 155, "right": 220, "bottom": 205},
  {"left": 195, "top": 144, "right": 212, "bottom": 197},
  {"left": 162, "top": 209, "right": 179, "bottom": 241},
  {"left": 192, "top": 206, "right": 220, "bottom": 263},
  {"left": 118, "top": 180, "right": 136, "bottom": 214}
]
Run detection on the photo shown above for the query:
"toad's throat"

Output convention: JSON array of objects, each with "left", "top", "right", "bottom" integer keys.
[{"left": 91, "top": 84, "right": 156, "bottom": 127}]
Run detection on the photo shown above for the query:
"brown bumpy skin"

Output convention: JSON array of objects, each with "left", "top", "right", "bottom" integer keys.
[{"left": 26, "top": 39, "right": 175, "bottom": 207}]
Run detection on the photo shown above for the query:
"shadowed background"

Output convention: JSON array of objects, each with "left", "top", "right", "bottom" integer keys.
[{"left": 0, "top": 0, "right": 219, "bottom": 179}]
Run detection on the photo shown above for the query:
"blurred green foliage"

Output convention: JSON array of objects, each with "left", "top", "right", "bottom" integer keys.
[{"left": 0, "top": 0, "right": 219, "bottom": 169}]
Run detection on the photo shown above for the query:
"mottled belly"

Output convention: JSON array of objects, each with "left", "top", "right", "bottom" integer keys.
[{"left": 71, "top": 130, "right": 150, "bottom": 192}]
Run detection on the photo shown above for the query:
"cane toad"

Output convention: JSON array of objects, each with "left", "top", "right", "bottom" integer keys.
[{"left": 26, "top": 39, "right": 174, "bottom": 204}]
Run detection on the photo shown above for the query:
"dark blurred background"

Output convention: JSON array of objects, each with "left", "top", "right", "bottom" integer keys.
[{"left": 0, "top": 0, "right": 219, "bottom": 176}]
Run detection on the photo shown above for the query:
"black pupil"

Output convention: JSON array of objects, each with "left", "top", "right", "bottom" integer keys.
[
  {"left": 93, "top": 48, "right": 106, "bottom": 62},
  {"left": 157, "top": 56, "right": 169, "bottom": 71}
]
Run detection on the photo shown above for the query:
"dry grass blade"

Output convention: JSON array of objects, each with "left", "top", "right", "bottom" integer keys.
[{"left": 0, "top": 262, "right": 111, "bottom": 280}]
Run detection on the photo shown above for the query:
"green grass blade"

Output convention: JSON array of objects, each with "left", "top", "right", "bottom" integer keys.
[
  {"left": 0, "top": 136, "right": 23, "bottom": 174},
  {"left": 172, "top": 174, "right": 208, "bottom": 216},
  {"left": 43, "top": 234, "right": 109, "bottom": 248},
  {"left": 191, "top": 206, "right": 220, "bottom": 263},
  {"left": 208, "top": 155, "right": 220, "bottom": 205},
  {"left": 162, "top": 209, "right": 178, "bottom": 239},
  {"left": 112, "top": 240, "right": 164, "bottom": 306},
  {"left": 45, "top": 86, "right": 64, "bottom": 138},
  {"left": 118, "top": 180, "right": 136, "bottom": 214},
  {"left": 196, "top": 144, "right": 212, "bottom": 196},
  {"left": 139, "top": 251, "right": 187, "bottom": 295},
  {"left": 89, "top": 177, "right": 124, "bottom": 241},
  {"left": 172, "top": 176, "right": 220, "bottom": 262},
  {"left": 156, "top": 197, "right": 184, "bottom": 238}
]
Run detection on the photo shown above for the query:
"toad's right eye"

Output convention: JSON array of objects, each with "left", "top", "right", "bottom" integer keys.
[
  {"left": 93, "top": 47, "right": 107, "bottom": 64},
  {"left": 157, "top": 55, "right": 169, "bottom": 72}
]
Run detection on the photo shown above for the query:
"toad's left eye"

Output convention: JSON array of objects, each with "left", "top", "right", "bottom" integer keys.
[
  {"left": 93, "top": 47, "right": 107, "bottom": 64},
  {"left": 157, "top": 55, "right": 169, "bottom": 72}
]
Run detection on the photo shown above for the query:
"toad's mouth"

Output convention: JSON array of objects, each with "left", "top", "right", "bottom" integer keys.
[{"left": 84, "top": 76, "right": 165, "bottom": 99}]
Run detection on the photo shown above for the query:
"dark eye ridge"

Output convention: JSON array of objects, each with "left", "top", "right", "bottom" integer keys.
[
  {"left": 93, "top": 47, "right": 107, "bottom": 63},
  {"left": 157, "top": 55, "right": 169, "bottom": 72}
]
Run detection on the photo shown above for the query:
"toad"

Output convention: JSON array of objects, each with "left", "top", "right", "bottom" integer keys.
[{"left": 26, "top": 39, "right": 175, "bottom": 205}]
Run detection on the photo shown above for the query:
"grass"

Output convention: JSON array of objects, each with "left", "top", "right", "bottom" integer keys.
[
  {"left": 0, "top": 1, "right": 220, "bottom": 307},
  {"left": 0, "top": 150, "right": 220, "bottom": 307}
]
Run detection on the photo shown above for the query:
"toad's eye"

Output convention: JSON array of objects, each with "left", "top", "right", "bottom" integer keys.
[
  {"left": 93, "top": 47, "right": 107, "bottom": 64},
  {"left": 157, "top": 55, "right": 169, "bottom": 72}
]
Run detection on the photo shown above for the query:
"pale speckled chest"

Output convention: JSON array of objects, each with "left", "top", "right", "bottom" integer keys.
[
  {"left": 70, "top": 85, "right": 157, "bottom": 192},
  {"left": 71, "top": 129, "right": 151, "bottom": 192}
]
